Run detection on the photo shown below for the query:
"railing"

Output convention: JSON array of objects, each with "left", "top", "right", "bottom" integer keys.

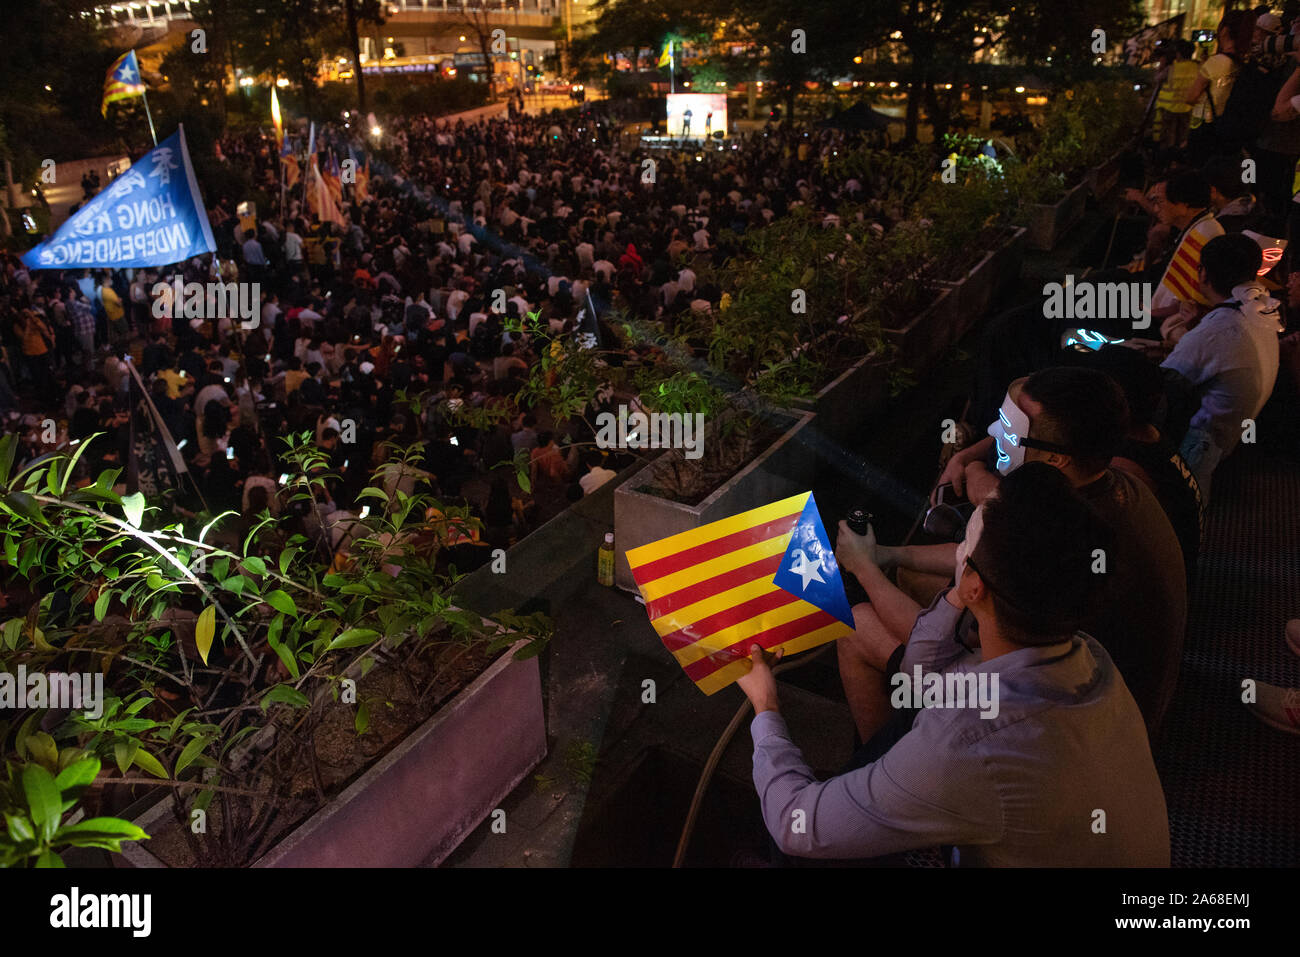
[
  {"left": 90, "top": 0, "right": 559, "bottom": 26},
  {"left": 89, "top": 1, "right": 196, "bottom": 27}
]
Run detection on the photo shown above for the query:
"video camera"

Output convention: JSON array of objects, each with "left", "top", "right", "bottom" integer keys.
[{"left": 1257, "top": 32, "right": 1299, "bottom": 55}]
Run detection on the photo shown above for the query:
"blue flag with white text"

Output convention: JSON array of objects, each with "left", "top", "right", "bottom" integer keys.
[{"left": 22, "top": 126, "right": 216, "bottom": 271}]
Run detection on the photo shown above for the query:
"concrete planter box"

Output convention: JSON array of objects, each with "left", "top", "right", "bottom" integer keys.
[
  {"left": 936, "top": 226, "right": 1027, "bottom": 331},
  {"left": 880, "top": 285, "right": 954, "bottom": 376},
  {"left": 117, "top": 638, "right": 546, "bottom": 868},
  {"left": 1024, "top": 181, "right": 1089, "bottom": 252},
  {"left": 789, "top": 351, "right": 889, "bottom": 445},
  {"left": 613, "top": 410, "right": 816, "bottom": 593}
]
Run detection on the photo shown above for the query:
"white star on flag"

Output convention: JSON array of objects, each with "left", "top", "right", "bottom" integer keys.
[
  {"left": 788, "top": 549, "right": 825, "bottom": 591},
  {"left": 119, "top": 61, "right": 136, "bottom": 83}
]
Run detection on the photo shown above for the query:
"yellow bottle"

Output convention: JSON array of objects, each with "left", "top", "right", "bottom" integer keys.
[{"left": 597, "top": 532, "right": 615, "bottom": 587}]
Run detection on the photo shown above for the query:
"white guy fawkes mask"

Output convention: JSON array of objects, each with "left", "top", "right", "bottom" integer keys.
[
  {"left": 988, "top": 392, "right": 1032, "bottom": 476},
  {"left": 954, "top": 502, "right": 986, "bottom": 584}
]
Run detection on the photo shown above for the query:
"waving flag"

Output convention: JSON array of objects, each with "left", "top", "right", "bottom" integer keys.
[
  {"left": 280, "top": 138, "right": 300, "bottom": 188},
  {"left": 657, "top": 39, "right": 673, "bottom": 69},
  {"left": 102, "top": 50, "right": 147, "bottom": 116},
  {"left": 354, "top": 152, "right": 371, "bottom": 203},
  {"left": 627, "top": 492, "right": 854, "bottom": 695},
  {"left": 270, "top": 86, "right": 284, "bottom": 150},
  {"left": 323, "top": 151, "right": 343, "bottom": 203},
  {"left": 310, "top": 157, "right": 346, "bottom": 228},
  {"left": 22, "top": 126, "right": 215, "bottom": 270}
]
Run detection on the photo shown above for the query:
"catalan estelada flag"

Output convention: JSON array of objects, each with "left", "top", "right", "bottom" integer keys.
[
  {"left": 102, "top": 50, "right": 146, "bottom": 117},
  {"left": 627, "top": 492, "right": 854, "bottom": 695},
  {"left": 1156, "top": 210, "right": 1224, "bottom": 308}
]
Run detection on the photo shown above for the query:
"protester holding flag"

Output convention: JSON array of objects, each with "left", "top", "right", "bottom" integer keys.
[
  {"left": 22, "top": 128, "right": 216, "bottom": 271},
  {"left": 737, "top": 464, "right": 1170, "bottom": 866}
]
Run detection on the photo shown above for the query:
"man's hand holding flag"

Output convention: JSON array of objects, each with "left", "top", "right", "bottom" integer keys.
[{"left": 626, "top": 492, "right": 854, "bottom": 695}]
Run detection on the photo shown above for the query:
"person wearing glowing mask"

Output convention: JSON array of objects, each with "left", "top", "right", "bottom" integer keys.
[
  {"left": 986, "top": 386, "right": 1076, "bottom": 477},
  {"left": 839, "top": 367, "right": 1187, "bottom": 741}
]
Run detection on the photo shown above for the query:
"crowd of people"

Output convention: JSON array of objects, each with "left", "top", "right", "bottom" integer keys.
[{"left": 0, "top": 103, "right": 886, "bottom": 575}]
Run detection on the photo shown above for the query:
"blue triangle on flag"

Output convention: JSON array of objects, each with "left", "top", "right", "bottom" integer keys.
[{"left": 771, "top": 493, "right": 854, "bottom": 628}]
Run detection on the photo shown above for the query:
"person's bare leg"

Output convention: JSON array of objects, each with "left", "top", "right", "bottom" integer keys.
[
  {"left": 851, "top": 559, "right": 922, "bottom": 645},
  {"left": 895, "top": 567, "right": 950, "bottom": 608},
  {"left": 838, "top": 603, "right": 904, "bottom": 743}
]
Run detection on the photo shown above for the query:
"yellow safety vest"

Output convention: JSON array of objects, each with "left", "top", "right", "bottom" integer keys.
[{"left": 1157, "top": 60, "right": 1198, "bottom": 115}]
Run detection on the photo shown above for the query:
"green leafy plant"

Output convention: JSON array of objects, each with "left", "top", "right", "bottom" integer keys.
[
  {"left": 0, "top": 430, "right": 550, "bottom": 867},
  {"left": 0, "top": 747, "right": 147, "bottom": 868}
]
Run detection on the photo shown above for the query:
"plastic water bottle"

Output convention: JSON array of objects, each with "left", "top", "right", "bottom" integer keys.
[{"left": 597, "top": 532, "right": 615, "bottom": 587}]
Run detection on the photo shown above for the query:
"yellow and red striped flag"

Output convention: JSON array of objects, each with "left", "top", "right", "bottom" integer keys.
[
  {"left": 310, "top": 156, "right": 346, "bottom": 228},
  {"left": 102, "top": 50, "right": 146, "bottom": 117},
  {"left": 1157, "top": 212, "right": 1224, "bottom": 306},
  {"left": 627, "top": 492, "right": 854, "bottom": 695}
]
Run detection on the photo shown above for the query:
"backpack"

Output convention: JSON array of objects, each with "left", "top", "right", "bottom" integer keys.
[{"left": 1214, "top": 60, "right": 1286, "bottom": 148}]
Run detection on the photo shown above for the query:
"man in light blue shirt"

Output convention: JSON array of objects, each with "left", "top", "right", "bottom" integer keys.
[
  {"left": 241, "top": 229, "right": 266, "bottom": 267},
  {"left": 737, "top": 463, "right": 1170, "bottom": 866},
  {"left": 1160, "top": 233, "right": 1280, "bottom": 503}
]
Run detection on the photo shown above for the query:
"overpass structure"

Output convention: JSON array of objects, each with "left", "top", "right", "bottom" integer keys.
[{"left": 88, "top": 1, "right": 597, "bottom": 70}]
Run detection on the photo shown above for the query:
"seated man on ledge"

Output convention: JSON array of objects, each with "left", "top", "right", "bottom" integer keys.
[
  {"left": 852, "top": 367, "right": 1187, "bottom": 742},
  {"left": 736, "top": 463, "right": 1171, "bottom": 866}
]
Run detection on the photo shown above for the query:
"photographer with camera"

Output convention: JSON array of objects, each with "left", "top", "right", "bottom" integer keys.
[{"left": 1186, "top": 10, "right": 1262, "bottom": 162}]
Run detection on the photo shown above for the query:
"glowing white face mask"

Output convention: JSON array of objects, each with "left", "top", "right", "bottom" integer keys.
[
  {"left": 954, "top": 502, "right": 986, "bottom": 584},
  {"left": 988, "top": 392, "right": 1031, "bottom": 476}
]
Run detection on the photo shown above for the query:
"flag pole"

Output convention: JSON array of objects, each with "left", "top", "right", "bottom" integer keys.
[
  {"left": 140, "top": 89, "right": 158, "bottom": 146},
  {"left": 670, "top": 42, "right": 675, "bottom": 95}
]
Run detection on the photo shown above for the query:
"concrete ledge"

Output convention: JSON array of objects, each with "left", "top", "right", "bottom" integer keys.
[{"left": 452, "top": 459, "right": 642, "bottom": 615}]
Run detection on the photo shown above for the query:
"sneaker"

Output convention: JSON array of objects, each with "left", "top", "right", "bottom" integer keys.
[
  {"left": 1244, "top": 680, "right": 1300, "bottom": 736},
  {"left": 1286, "top": 619, "right": 1300, "bottom": 658}
]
